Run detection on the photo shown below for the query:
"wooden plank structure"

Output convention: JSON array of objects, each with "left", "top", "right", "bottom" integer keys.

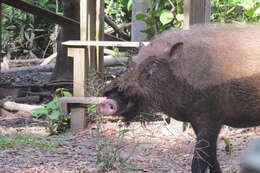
[{"left": 65, "top": 0, "right": 105, "bottom": 130}]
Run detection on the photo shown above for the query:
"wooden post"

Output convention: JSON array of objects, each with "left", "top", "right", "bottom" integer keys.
[
  {"left": 96, "top": 0, "right": 104, "bottom": 73},
  {"left": 80, "top": 0, "right": 105, "bottom": 79},
  {"left": 80, "top": 0, "right": 104, "bottom": 71},
  {"left": 67, "top": 0, "right": 104, "bottom": 131},
  {"left": 184, "top": 0, "right": 211, "bottom": 29},
  {"left": 80, "top": 0, "right": 96, "bottom": 68},
  {"left": 68, "top": 48, "right": 88, "bottom": 130}
]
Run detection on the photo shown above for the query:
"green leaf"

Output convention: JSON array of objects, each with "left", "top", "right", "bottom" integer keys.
[
  {"left": 245, "top": 7, "right": 255, "bottom": 17},
  {"left": 63, "top": 91, "right": 72, "bottom": 97},
  {"left": 87, "top": 105, "right": 97, "bottom": 112},
  {"left": 144, "top": 17, "right": 154, "bottom": 26},
  {"left": 224, "top": 138, "right": 232, "bottom": 146},
  {"left": 136, "top": 13, "right": 146, "bottom": 20},
  {"left": 226, "top": 7, "right": 236, "bottom": 15},
  {"left": 32, "top": 108, "right": 48, "bottom": 117},
  {"left": 224, "top": 138, "right": 233, "bottom": 154},
  {"left": 150, "top": 10, "right": 161, "bottom": 17},
  {"left": 176, "top": 14, "right": 184, "bottom": 21},
  {"left": 119, "top": 129, "right": 130, "bottom": 134},
  {"left": 46, "top": 97, "right": 59, "bottom": 109},
  {"left": 113, "top": 129, "right": 131, "bottom": 137},
  {"left": 48, "top": 111, "right": 60, "bottom": 121},
  {"left": 159, "top": 10, "right": 174, "bottom": 25},
  {"left": 127, "top": 0, "right": 132, "bottom": 11}
]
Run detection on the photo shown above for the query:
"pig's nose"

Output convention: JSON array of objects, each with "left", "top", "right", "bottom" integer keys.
[{"left": 99, "top": 99, "right": 118, "bottom": 116}]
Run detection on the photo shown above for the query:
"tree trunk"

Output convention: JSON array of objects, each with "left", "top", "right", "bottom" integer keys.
[
  {"left": 51, "top": 0, "right": 80, "bottom": 81},
  {"left": 131, "top": 0, "right": 148, "bottom": 41}
]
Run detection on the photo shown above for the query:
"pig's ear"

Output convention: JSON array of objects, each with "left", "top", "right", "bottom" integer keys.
[
  {"left": 169, "top": 42, "right": 184, "bottom": 59},
  {"left": 102, "top": 80, "right": 119, "bottom": 95}
]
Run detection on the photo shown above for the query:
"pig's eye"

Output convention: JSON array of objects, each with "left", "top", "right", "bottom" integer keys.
[
  {"left": 140, "top": 61, "right": 160, "bottom": 78},
  {"left": 148, "top": 63, "right": 159, "bottom": 75}
]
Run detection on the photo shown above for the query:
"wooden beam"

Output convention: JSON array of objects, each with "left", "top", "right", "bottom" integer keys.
[
  {"left": 63, "top": 40, "right": 150, "bottom": 48},
  {"left": 67, "top": 48, "right": 88, "bottom": 131},
  {"left": 80, "top": 0, "right": 98, "bottom": 70},
  {"left": 96, "top": 0, "right": 104, "bottom": 72},
  {"left": 59, "top": 97, "right": 106, "bottom": 116},
  {"left": 0, "top": 0, "right": 79, "bottom": 26},
  {"left": 184, "top": 0, "right": 211, "bottom": 29}
]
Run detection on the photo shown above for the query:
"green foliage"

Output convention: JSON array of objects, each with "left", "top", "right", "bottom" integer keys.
[
  {"left": 33, "top": 88, "right": 72, "bottom": 135},
  {"left": 0, "top": 133, "right": 62, "bottom": 149},
  {"left": 96, "top": 129, "right": 139, "bottom": 171},
  {"left": 160, "top": 10, "right": 175, "bottom": 25},
  {"left": 104, "top": 0, "right": 132, "bottom": 23},
  {"left": 136, "top": 0, "right": 259, "bottom": 39},
  {"left": 90, "top": 84, "right": 147, "bottom": 171},
  {"left": 2, "top": 0, "right": 58, "bottom": 57},
  {"left": 211, "top": 0, "right": 260, "bottom": 23},
  {"left": 136, "top": 0, "right": 184, "bottom": 39}
]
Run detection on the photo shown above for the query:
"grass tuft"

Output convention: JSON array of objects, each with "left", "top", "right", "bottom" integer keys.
[{"left": 0, "top": 133, "right": 62, "bottom": 149}]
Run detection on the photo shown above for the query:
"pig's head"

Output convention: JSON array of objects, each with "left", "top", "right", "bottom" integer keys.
[
  {"left": 99, "top": 73, "right": 148, "bottom": 121},
  {"left": 99, "top": 42, "right": 184, "bottom": 121},
  {"left": 99, "top": 57, "right": 175, "bottom": 121}
]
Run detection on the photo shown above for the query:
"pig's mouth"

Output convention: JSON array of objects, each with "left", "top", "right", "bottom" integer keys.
[{"left": 99, "top": 98, "right": 136, "bottom": 117}]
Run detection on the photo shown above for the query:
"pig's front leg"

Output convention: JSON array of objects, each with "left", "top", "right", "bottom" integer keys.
[{"left": 191, "top": 121, "right": 222, "bottom": 173}]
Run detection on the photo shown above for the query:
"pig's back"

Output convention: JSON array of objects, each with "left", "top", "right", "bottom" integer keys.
[{"left": 138, "top": 24, "right": 260, "bottom": 89}]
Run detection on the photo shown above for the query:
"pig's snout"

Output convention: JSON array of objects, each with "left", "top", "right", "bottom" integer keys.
[{"left": 99, "top": 99, "right": 118, "bottom": 116}]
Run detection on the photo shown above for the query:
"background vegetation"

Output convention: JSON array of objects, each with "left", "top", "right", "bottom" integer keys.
[
  {"left": 1, "top": 0, "right": 58, "bottom": 58},
  {"left": 1, "top": 0, "right": 259, "bottom": 58},
  {"left": 135, "top": 0, "right": 259, "bottom": 38}
]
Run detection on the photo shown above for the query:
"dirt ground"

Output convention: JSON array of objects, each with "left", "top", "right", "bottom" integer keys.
[{"left": 0, "top": 110, "right": 259, "bottom": 173}]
